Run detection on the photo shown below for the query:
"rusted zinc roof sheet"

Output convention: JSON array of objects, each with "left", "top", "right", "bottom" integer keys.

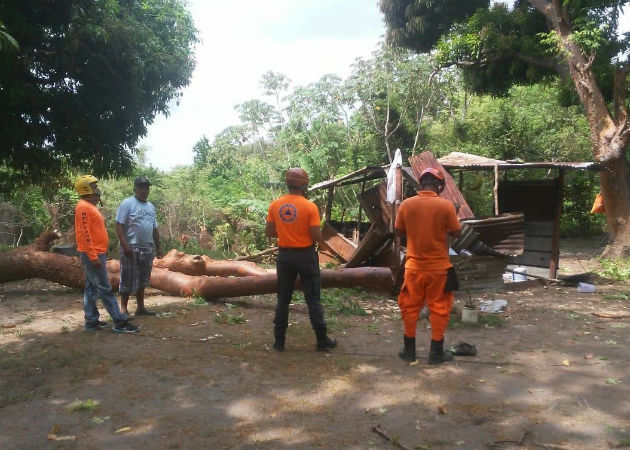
[
  {"left": 408, "top": 151, "right": 475, "bottom": 219},
  {"left": 461, "top": 212, "right": 526, "bottom": 256},
  {"left": 438, "top": 151, "right": 608, "bottom": 171}
]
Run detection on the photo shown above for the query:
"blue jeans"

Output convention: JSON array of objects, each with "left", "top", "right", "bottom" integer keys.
[{"left": 79, "top": 252, "right": 125, "bottom": 324}]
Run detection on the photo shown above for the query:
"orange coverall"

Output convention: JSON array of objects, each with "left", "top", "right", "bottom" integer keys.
[{"left": 395, "top": 191, "right": 461, "bottom": 341}]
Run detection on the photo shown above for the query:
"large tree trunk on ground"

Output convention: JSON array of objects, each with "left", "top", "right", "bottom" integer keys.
[
  {"left": 154, "top": 249, "right": 268, "bottom": 277},
  {"left": 0, "top": 244, "right": 394, "bottom": 298}
]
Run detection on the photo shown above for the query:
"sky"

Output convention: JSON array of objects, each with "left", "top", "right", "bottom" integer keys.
[
  {"left": 141, "top": 0, "right": 629, "bottom": 171},
  {"left": 140, "top": 0, "right": 385, "bottom": 170}
]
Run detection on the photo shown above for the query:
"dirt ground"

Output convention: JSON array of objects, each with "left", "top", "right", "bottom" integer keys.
[{"left": 1, "top": 238, "right": 629, "bottom": 450}]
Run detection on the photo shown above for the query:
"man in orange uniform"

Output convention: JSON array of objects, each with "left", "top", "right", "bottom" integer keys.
[
  {"left": 74, "top": 175, "right": 139, "bottom": 333},
  {"left": 395, "top": 168, "right": 461, "bottom": 364},
  {"left": 265, "top": 168, "right": 337, "bottom": 352}
]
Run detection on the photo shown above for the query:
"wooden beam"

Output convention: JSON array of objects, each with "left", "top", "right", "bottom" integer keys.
[{"left": 549, "top": 170, "right": 564, "bottom": 279}]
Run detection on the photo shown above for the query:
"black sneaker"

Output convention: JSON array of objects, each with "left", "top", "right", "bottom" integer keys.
[
  {"left": 84, "top": 322, "right": 100, "bottom": 331},
  {"left": 96, "top": 320, "right": 108, "bottom": 329},
  {"left": 112, "top": 321, "right": 140, "bottom": 333}
]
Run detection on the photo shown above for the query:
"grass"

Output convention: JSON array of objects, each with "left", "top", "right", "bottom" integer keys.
[
  {"left": 598, "top": 258, "right": 630, "bottom": 282},
  {"left": 214, "top": 312, "right": 246, "bottom": 325},
  {"left": 68, "top": 398, "right": 99, "bottom": 412},
  {"left": 190, "top": 295, "right": 207, "bottom": 306},
  {"left": 320, "top": 288, "right": 367, "bottom": 316},
  {"left": 602, "top": 292, "right": 629, "bottom": 302}
]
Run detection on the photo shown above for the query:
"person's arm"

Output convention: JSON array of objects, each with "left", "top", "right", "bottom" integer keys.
[
  {"left": 265, "top": 221, "right": 277, "bottom": 238},
  {"left": 448, "top": 228, "right": 461, "bottom": 239},
  {"left": 76, "top": 204, "right": 100, "bottom": 266},
  {"left": 309, "top": 225, "right": 323, "bottom": 245},
  {"left": 115, "top": 222, "right": 133, "bottom": 257},
  {"left": 153, "top": 227, "right": 163, "bottom": 259},
  {"left": 115, "top": 200, "right": 133, "bottom": 257}
]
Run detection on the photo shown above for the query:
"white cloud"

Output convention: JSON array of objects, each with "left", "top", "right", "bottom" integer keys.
[{"left": 141, "top": 0, "right": 384, "bottom": 170}]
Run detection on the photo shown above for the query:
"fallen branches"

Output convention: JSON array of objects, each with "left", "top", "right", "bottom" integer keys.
[{"left": 590, "top": 312, "right": 630, "bottom": 319}]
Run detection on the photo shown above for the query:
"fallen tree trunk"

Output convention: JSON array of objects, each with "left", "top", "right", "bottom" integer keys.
[
  {"left": 1, "top": 241, "right": 394, "bottom": 298},
  {"left": 154, "top": 249, "right": 268, "bottom": 277}
]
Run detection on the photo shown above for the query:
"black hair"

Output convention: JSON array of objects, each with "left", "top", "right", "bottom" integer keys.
[{"left": 420, "top": 173, "right": 443, "bottom": 188}]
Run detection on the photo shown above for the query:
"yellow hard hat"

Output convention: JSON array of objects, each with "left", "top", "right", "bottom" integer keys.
[{"left": 74, "top": 175, "right": 99, "bottom": 196}]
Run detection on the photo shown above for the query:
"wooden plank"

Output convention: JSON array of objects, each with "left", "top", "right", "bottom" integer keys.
[
  {"left": 320, "top": 222, "right": 357, "bottom": 262},
  {"left": 524, "top": 221, "right": 554, "bottom": 236},
  {"left": 345, "top": 222, "right": 390, "bottom": 268},
  {"left": 409, "top": 151, "right": 475, "bottom": 219},
  {"left": 549, "top": 169, "right": 564, "bottom": 278},
  {"left": 356, "top": 183, "right": 382, "bottom": 224},
  {"left": 523, "top": 236, "right": 553, "bottom": 252},
  {"left": 510, "top": 251, "right": 551, "bottom": 267}
]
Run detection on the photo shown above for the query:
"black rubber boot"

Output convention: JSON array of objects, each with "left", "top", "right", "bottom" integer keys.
[
  {"left": 314, "top": 328, "right": 337, "bottom": 351},
  {"left": 273, "top": 327, "right": 286, "bottom": 351},
  {"left": 398, "top": 335, "right": 416, "bottom": 362},
  {"left": 428, "top": 338, "right": 453, "bottom": 365}
]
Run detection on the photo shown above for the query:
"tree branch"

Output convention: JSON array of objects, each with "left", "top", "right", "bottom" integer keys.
[{"left": 613, "top": 63, "right": 630, "bottom": 125}]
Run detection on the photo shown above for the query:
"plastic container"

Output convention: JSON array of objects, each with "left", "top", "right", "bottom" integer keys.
[
  {"left": 577, "top": 282, "right": 595, "bottom": 293},
  {"left": 462, "top": 307, "right": 479, "bottom": 323},
  {"left": 512, "top": 266, "right": 527, "bottom": 282}
]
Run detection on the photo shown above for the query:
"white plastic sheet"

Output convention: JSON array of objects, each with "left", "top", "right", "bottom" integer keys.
[{"left": 386, "top": 148, "right": 403, "bottom": 203}]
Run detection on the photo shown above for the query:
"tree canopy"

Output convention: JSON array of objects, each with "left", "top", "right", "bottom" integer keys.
[
  {"left": 380, "top": 0, "right": 630, "bottom": 256},
  {"left": 0, "top": 0, "right": 198, "bottom": 192}
]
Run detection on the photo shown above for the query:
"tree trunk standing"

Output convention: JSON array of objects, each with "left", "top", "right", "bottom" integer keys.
[
  {"left": 531, "top": 0, "right": 630, "bottom": 257},
  {"left": 601, "top": 158, "right": 630, "bottom": 257}
]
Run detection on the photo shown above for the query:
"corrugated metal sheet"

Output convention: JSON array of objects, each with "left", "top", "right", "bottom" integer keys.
[
  {"left": 438, "top": 151, "right": 608, "bottom": 171},
  {"left": 409, "top": 152, "right": 475, "bottom": 219},
  {"left": 461, "top": 212, "right": 525, "bottom": 256}
]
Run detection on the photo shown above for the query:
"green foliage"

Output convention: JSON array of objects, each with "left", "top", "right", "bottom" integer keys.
[
  {"left": 0, "top": 0, "right": 198, "bottom": 192},
  {"left": 598, "top": 258, "right": 630, "bottom": 282},
  {"left": 68, "top": 398, "right": 99, "bottom": 412},
  {"left": 321, "top": 288, "right": 367, "bottom": 316},
  {"left": 214, "top": 312, "right": 246, "bottom": 325}
]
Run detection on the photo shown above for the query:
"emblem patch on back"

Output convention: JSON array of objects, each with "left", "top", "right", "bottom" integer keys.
[{"left": 279, "top": 204, "right": 297, "bottom": 223}]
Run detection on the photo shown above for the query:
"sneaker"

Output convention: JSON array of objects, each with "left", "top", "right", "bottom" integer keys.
[
  {"left": 112, "top": 321, "right": 140, "bottom": 333},
  {"left": 96, "top": 320, "right": 108, "bottom": 329},
  {"left": 84, "top": 322, "right": 100, "bottom": 331},
  {"left": 134, "top": 308, "right": 157, "bottom": 317}
]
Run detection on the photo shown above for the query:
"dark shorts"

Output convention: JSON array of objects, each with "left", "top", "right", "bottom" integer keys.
[{"left": 119, "top": 246, "right": 154, "bottom": 294}]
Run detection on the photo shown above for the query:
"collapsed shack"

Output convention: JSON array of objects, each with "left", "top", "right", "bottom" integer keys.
[{"left": 310, "top": 151, "right": 607, "bottom": 289}]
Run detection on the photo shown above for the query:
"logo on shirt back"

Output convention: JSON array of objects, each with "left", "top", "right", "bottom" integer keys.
[{"left": 279, "top": 204, "right": 298, "bottom": 223}]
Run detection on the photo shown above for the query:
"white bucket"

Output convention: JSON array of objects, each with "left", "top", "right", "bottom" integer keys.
[
  {"left": 462, "top": 307, "right": 479, "bottom": 323},
  {"left": 512, "top": 266, "right": 527, "bottom": 282}
]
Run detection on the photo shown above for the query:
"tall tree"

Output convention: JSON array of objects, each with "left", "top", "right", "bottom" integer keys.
[
  {"left": 0, "top": 0, "right": 198, "bottom": 191},
  {"left": 380, "top": 0, "right": 630, "bottom": 257}
]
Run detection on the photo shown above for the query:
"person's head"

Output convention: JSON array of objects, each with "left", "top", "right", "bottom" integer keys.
[
  {"left": 418, "top": 167, "right": 445, "bottom": 194},
  {"left": 133, "top": 176, "right": 151, "bottom": 202},
  {"left": 285, "top": 168, "right": 309, "bottom": 195},
  {"left": 74, "top": 175, "right": 101, "bottom": 204}
]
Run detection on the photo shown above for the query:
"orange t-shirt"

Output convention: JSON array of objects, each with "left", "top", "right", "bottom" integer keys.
[
  {"left": 267, "top": 194, "right": 321, "bottom": 248},
  {"left": 395, "top": 191, "right": 461, "bottom": 272},
  {"left": 74, "top": 199, "right": 109, "bottom": 261}
]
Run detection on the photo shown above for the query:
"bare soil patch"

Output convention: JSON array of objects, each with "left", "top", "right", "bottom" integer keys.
[{"left": 1, "top": 240, "right": 629, "bottom": 450}]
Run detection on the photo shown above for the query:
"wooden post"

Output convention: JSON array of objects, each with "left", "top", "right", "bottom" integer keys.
[
  {"left": 458, "top": 171, "right": 463, "bottom": 191},
  {"left": 325, "top": 186, "right": 334, "bottom": 221},
  {"left": 549, "top": 170, "right": 564, "bottom": 279},
  {"left": 493, "top": 164, "right": 499, "bottom": 215},
  {"left": 355, "top": 179, "right": 367, "bottom": 244}
]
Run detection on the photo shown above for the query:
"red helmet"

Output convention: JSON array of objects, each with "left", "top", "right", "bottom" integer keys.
[
  {"left": 419, "top": 167, "right": 444, "bottom": 182},
  {"left": 285, "top": 167, "right": 309, "bottom": 187}
]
